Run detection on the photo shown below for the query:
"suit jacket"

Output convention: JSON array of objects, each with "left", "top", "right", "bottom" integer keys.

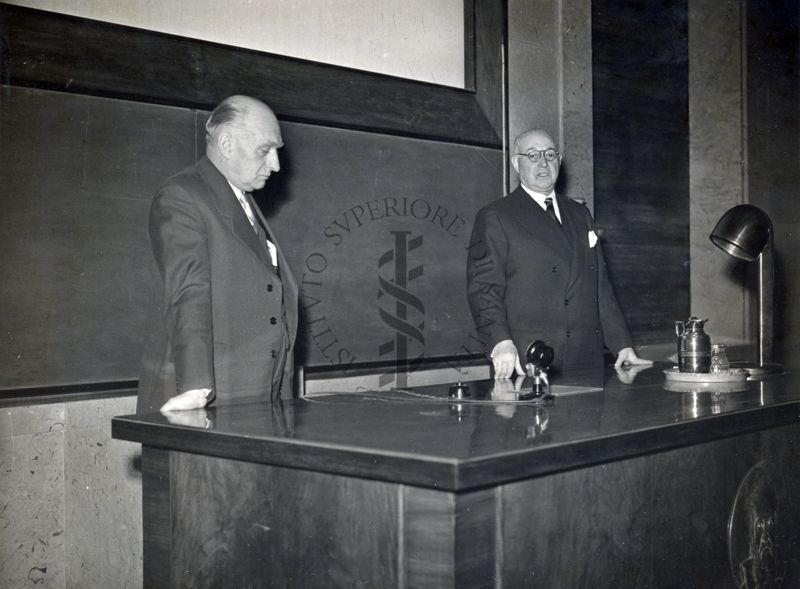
[
  {"left": 137, "top": 157, "right": 299, "bottom": 414},
  {"left": 466, "top": 186, "right": 631, "bottom": 372}
]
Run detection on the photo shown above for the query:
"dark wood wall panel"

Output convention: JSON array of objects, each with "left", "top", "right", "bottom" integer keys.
[
  {"left": 592, "top": 0, "right": 690, "bottom": 346},
  {"left": 0, "top": 2, "right": 502, "bottom": 148},
  {"left": 745, "top": 0, "right": 800, "bottom": 368}
]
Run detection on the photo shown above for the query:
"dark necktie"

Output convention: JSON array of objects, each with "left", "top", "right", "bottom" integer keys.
[
  {"left": 246, "top": 193, "right": 280, "bottom": 276},
  {"left": 544, "top": 197, "right": 560, "bottom": 224}
]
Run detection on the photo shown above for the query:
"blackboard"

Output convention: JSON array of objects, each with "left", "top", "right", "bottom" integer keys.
[{"left": 0, "top": 87, "right": 502, "bottom": 389}]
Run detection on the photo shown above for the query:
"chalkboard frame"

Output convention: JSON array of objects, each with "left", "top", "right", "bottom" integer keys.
[{"left": 0, "top": 1, "right": 505, "bottom": 148}]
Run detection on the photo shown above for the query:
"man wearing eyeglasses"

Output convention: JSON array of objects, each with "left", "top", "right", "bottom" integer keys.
[{"left": 466, "top": 129, "right": 651, "bottom": 378}]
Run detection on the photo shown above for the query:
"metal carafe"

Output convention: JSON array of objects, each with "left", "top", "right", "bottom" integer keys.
[{"left": 675, "top": 317, "right": 711, "bottom": 373}]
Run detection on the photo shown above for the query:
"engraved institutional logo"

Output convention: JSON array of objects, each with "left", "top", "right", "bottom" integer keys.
[{"left": 377, "top": 231, "right": 425, "bottom": 387}]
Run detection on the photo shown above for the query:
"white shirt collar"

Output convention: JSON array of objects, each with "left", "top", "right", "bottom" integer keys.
[
  {"left": 519, "top": 184, "right": 560, "bottom": 222},
  {"left": 227, "top": 181, "right": 256, "bottom": 224},
  {"left": 226, "top": 181, "right": 247, "bottom": 202},
  {"left": 226, "top": 181, "right": 278, "bottom": 267}
]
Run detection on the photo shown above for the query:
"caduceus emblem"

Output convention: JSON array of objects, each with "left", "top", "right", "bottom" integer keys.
[{"left": 377, "top": 231, "right": 425, "bottom": 387}]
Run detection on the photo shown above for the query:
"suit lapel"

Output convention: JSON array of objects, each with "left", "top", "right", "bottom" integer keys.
[
  {"left": 508, "top": 188, "right": 571, "bottom": 263},
  {"left": 197, "top": 158, "right": 273, "bottom": 269},
  {"left": 559, "top": 196, "right": 588, "bottom": 296}
]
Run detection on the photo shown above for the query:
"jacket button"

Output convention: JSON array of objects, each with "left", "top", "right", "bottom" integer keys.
[
  {"left": 267, "top": 284, "right": 274, "bottom": 292},
  {"left": 566, "top": 330, "right": 572, "bottom": 338},
  {"left": 270, "top": 350, "right": 277, "bottom": 358},
  {"left": 594, "top": 329, "right": 600, "bottom": 334},
  {"left": 590, "top": 264, "right": 596, "bottom": 270},
  {"left": 564, "top": 299, "right": 569, "bottom": 306},
  {"left": 270, "top": 317, "right": 277, "bottom": 325},
  {"left": 551, "top": 266, "right": 558, "bottom": 272}
]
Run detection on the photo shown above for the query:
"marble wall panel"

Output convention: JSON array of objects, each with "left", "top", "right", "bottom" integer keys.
[
  {"left": 508, "top": 0, "right": 594, "bottom": 206},
  {"left": 0, "top": 430, "right": 66, "bottom": 589},
  {"left": 0, "top": 408, "right": 13, "bottom": 438},
  {"left": 0, "top": 396, "right": 142, "bottom": 589},
  {"left": 561, "top": 0, "right": 595, "bottom": 209},
  {"left": 64, "top": 421, "right": 141, "bottom": 588},
  {"left": 65, "top": 396, "right": 137, "bottom": 432},
  {"left": 3, "top": 405, "right": 66, "bottom": 437},
  {"left": 688, "top": 0, "right": 747, "bottom": 345},
  {"left": 508, "top": 0, "right": 560, "bottom": 194}
]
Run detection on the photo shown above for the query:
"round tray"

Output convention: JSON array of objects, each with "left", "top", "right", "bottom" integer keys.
[{"left": 663, "top": 367, "right": 749, "bottom": 393}]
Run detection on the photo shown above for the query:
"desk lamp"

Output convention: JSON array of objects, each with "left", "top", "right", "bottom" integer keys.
[{"left": 709, "top": 204, "right": 781, "bottom": 376}]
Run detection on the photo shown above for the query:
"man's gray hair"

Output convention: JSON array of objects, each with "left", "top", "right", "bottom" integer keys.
[{"left": 205, "top": 96, "right": 249, "bottom": 144}]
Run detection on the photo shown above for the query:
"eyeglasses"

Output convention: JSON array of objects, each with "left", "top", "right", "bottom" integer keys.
[{"left": 515, "top": 148, "right": 561, "bottom": 163}]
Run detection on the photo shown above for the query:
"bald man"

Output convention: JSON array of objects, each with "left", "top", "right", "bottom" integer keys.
[
  {"left": 467, "top": 129, "right": 650, "bottom": 378},
  {"left": 137, "top": 95, "right": 298, "bottom": 413}
]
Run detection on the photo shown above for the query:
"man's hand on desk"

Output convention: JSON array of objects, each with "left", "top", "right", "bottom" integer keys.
[
  {"left": 614, "top": 347, "right": 653, "bottom": 368},
  {"left": 491, "top": 340, "right": 524, "bottom": 379},
  {"left": 160, "top": 388, "right": 212, "bottom": 412},
  {"left": 614, "top": 363, "right": 652, "bottom": 384}
]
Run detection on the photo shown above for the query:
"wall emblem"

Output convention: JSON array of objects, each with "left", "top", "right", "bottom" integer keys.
[
  {"left": 729, "top": 462, "right": 788, "bottom": 588},
  {"left": 377, "top": 231, "right": 425, "bottom": 387}
]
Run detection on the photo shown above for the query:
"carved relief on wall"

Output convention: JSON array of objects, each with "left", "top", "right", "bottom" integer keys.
[{"left": 728, "top": 462, "right": 794, "bottom": 588}]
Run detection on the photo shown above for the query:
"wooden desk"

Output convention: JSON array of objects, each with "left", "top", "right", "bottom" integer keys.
[{"left": 112, "top": 364, "right": 800, "bottom": 588}]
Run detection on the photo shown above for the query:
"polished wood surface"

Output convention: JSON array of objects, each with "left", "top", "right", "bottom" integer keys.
[
  {"left": 403, "top": 487, "right": 496, "bottom": 588},
  {"left": 116, "top": 365, "right": 800, "bottom": 587},
  {"left": 114, "top": 365, "right": 800, "bottom": 491},
  {"left": 141, "top": 447, "right": 171, "bottom": 589},
  {"left": 501, "top": 452, "right": 651, "bottom": 586},
  {"left": 501, "top": 424, "right": 800, "bottom": 586},
  {"left": 170, "top": 454, "right": 398, "bottom": 588}
]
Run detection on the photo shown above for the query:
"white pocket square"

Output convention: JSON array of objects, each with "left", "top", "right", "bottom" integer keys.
[{"left": 588, "top": 230, "right": 598, "bottom": 248}]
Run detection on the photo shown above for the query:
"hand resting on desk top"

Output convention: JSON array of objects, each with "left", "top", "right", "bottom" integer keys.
[
  {"left": 160, "top": 388, "right": 212, "bottom": 412},
  {"left": 614, "top": 347, "right": 653, "bottom": 368},
  {"left": 614, "top": 362, "right": 654, "bottom": 385},
  {"left": 491, "top": 341, "right": 652, "bottom": 380},
  {"left": 490, "top": 340, "right": 525, "bottom": 379}
]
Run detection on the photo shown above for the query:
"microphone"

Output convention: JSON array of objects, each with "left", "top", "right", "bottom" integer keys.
[
  {"left": 520, "top": 340, "right": 555, "bottom": 402},
  {"left": 525, "top": 340, "right": 554, "bottom": 370}
]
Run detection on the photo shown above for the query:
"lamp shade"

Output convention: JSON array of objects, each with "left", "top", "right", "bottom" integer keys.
[
  {"left": 708, "top": 203, "right": 780, "bottom": 375},
  {"left": 709, "top": 204, "right": 772, "bottom": 262}
]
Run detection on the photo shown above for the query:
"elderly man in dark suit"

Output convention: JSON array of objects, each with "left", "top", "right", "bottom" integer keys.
[
  {"left": 467, "top": 129, "right": 650, "bottom": 378},
  {"left": 137, "top": 95, "right": 298, "bottom": 413}
]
